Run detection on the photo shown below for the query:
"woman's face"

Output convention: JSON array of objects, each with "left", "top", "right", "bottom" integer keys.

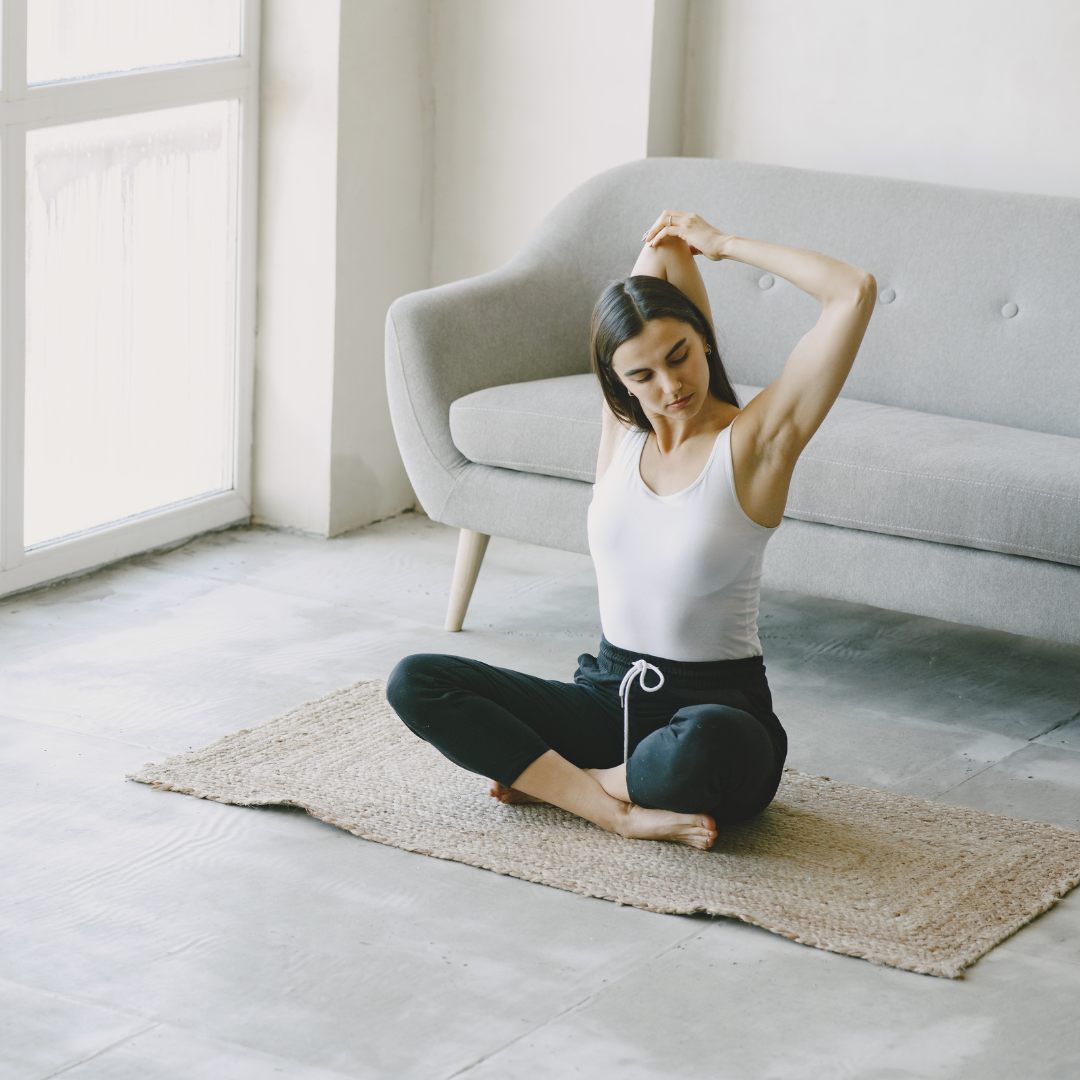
[{"left": 610, "top": 318, "right": 712, "bottom": 423}]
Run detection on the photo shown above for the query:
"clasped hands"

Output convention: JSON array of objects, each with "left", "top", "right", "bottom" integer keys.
[{"left": 642, "top": 210, "right": 731, "bottom": 261}]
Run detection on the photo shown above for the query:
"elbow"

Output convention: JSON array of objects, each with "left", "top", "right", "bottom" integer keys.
[
  {"left": 825, "top": 270, "right": 876, "bottom": 312},
  {"left": 856, "top": 271, "right": 877, "bottom": 308}
]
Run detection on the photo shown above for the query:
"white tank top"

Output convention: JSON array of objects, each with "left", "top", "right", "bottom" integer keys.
[{"left": 587, "top": 419, "right": 778, "bottom": 662}]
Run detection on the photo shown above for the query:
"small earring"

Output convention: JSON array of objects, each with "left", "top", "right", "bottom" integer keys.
[{"left": 705, "top": 345, "right": 712, "bottom": 354}]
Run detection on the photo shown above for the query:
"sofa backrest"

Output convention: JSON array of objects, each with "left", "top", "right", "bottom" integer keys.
[{"left": 520, "top": 158, "right": 1080, "bottom": 439}]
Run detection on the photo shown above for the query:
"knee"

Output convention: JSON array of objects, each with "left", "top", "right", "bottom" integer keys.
[
  {"left": 668, "top": 706, "right": 775, "bottom": 790},
  {"left": 385, "top": 653, "right": 442, "bottom": 713}
]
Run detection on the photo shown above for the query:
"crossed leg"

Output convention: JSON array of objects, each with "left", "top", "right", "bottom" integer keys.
[{"left": 387, "top": 654, "right": 717, "bottom": 849}]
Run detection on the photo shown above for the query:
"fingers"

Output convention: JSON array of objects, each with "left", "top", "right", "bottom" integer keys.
[
  {"left": 647, "top": 226, "right": 673, "bottom": 248},
  {"left": 641, "top": 210, "right": 724, "bottom": 258},
  {"left": 643, "top": 209, "right": 682, "bottom": 244},
  {"left": 648, "top": 226, "right": 695, "bottom": 250},
  {"left": 643, "top": 210, "right": 701, "bottom": 250}
]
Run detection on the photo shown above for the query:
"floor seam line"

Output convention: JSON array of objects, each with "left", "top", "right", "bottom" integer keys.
[
  {"left": 0, "top": 974, "right": 155, "bottom": 1025},
  {"left": 0, "top": 713, "right": 168, "bottom": 754},
  {"left": 929, "top": 757, "right": 1004, "bottom": 799},
  {"left": 1028, "top": 707, "right": 1080, "bottom": 742},
  {"left": 880, "top": 752, "right": 1006, "bottom": 798},
  {"left": 37, "top": 1022, "right": 160, "bottom": 1080},
  {"left": 440, "top": 923, "right": 708, "bottom": 1079},
  {"left": 940, "top": 715, "right": 1080, "bottom": 798}
]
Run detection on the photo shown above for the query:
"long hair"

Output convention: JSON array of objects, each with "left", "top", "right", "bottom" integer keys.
[{"left": 590, "top": 275, "right": 738, "bottom": 431}]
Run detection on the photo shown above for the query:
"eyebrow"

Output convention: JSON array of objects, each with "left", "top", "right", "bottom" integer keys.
[{"left": 622, "top": 337, "right": 687, "bottom": 378}]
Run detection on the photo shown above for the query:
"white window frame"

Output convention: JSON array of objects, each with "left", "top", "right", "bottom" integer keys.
[{"left": 0, "top": 0, "right": 259, "bottom": 598}]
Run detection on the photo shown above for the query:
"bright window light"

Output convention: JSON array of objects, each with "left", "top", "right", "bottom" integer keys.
[
  {"left": 27, "top": 0, "right": 242, "bottom": 85},
  {"left": 23, "top": 100, "right": 240, "bottom": 548}
]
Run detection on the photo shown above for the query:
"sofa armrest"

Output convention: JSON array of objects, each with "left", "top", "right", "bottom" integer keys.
[{"left": 385, "top": 258, "right": 595, "bottom": 521}]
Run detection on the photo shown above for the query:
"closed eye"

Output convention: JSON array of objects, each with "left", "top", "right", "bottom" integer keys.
[{"left": 631, "top": 349, "right": 689, "bottom": 383}]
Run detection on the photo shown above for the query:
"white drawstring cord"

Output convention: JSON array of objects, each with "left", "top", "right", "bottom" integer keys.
[{"left": 618, "top": 659, "right": 665, "bottom": 763}]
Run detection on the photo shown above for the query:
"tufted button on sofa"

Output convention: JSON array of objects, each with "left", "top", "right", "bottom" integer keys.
[{"left": 386, "top": 159, "right": 1080, "bottom": 644}]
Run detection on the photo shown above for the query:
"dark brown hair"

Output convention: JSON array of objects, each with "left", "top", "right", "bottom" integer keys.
[{"left": 590, "top": 275, "right": 738, "bottom": 431}]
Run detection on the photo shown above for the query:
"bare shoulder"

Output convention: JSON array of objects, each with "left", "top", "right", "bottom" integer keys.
[{"left": 596, "top": 400, "right": 633, "bottom": 483}]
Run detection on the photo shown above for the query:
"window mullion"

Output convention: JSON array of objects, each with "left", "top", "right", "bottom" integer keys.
[
  {"left": 0, "top": 61, "right": 250, "bottom": 129},
  {"left": 3, "top": 0, "right": 29, "bottom": 99},
  {"left": 0, "top": 121, "right": 27, "bottom": 569}
]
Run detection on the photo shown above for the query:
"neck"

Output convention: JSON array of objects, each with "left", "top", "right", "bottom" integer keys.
[{"left": 647, "top": 394, "right": 738, "bottom": 454}]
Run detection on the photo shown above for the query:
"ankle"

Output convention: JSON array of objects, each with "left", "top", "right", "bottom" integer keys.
[{"left": 608, "top": 799, "right": 636, "bottom": 838}]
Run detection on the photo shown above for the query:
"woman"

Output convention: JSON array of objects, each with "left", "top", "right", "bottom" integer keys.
[{"left": 388, "top": 211, "right": 875, "bottom": 850}]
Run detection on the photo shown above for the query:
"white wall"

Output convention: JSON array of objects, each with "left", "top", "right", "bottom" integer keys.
[
  {"left": 254, "top": 0, "right": 425, "bottom": 537},
  {"left": 683, "top": 0, "right": 1080, "bottom": 199},
  {"left": 330, "top": 1, "right": 431, "bottom": 535},
  {"left": 428, "top": 0, "right": 658, "bottom": 286}
]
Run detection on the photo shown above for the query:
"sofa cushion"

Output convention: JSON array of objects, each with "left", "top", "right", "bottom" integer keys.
[
  {"left": 450, "top": 375, "right": 1080, "bottom": 567},
  {"left": 450, "top": 374, "right": 603, "bottom": 482},
  {"left": 786, "top": 394, "right": 1080, "bottom": 567}
]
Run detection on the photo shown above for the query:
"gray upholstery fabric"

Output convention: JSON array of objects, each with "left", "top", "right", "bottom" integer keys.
[
  {"left": 763, "top": 519, "right": 1080, "bottom": 647},
  {"left": 438, "top": 464, "right": 593, "bottom": 555},
  {"left": 450, "top": 375, "right": 603, "bottom": 482},
  {"left": 789, "top": 396, "right": 1080, "bottom": 567},
  {"left": 386, "top": 157, "right": 1080, "bottom": 644}
]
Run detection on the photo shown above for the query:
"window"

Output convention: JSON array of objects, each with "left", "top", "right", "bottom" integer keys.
[{"left": 0, "top": 0, "right": 258, "bottom": 596}]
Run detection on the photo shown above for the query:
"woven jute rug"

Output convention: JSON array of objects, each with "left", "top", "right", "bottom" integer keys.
[{"left": 129, "top": 680, "right": 1080, "bottom": 978}]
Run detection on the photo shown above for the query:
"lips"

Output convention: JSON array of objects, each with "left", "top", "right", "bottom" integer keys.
[{"left": 668, "top": 393, "right": 694, "bottom": 409}]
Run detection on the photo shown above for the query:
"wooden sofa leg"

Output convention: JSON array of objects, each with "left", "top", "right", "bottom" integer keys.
[{"left": 445, "top": 529, "right": 491, "bottom": 632}]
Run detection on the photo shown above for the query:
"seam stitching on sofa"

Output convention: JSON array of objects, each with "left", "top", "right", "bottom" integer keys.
[
  {"left": 800, "top": 456, "right": 1080, "bottom": 503},
  {"left": 452, "top": 405, "right": 602, "bottom": 425},
  {"left": 785, "top": 510, "right": 1076, "bottom": 561},
  {"left": 468, "top": 455, "right": 596, "bottom": 477}
]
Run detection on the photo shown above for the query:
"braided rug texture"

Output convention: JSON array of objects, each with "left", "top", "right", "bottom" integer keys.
[{"left": 129, "top": 680, "right": 1080, "bottom": 979}]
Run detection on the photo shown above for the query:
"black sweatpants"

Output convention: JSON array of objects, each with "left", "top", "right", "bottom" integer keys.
[{"left": 386, "top": 637, "right": 787, "bottom": 825}]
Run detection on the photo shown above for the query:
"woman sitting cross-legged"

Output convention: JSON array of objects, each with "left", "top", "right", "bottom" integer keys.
[{"left": 387, "top": 211, "right": 876, "bottom": 850}]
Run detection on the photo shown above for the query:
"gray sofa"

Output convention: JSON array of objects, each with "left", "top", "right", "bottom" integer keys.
[{"left": 385, "top": 159, "right": 1080, "bottom": 645}]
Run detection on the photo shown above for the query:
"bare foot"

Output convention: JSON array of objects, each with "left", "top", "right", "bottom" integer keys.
[
  {"left": 489, "top": 781, "right": 546, "bottom": 805},
  {"left": 613, "top": 804, "right": 717, "bottom": 850}
]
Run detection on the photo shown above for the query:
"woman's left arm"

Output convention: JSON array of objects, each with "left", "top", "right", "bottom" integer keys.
[{"left": 645, "top": 212, "right": 876, "bottom": 464}]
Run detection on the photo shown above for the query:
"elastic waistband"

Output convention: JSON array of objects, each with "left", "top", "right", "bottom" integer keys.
[{"left": 597, "top": 636, "right": 766, "bottom": 690}]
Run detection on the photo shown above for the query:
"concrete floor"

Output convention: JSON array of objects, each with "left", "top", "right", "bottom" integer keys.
[{"left": 3, "top": 511, "right": 1080, "bottom": 1079}]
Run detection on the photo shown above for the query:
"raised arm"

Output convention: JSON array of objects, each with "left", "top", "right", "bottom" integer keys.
[
  {"left": 643, "top": 210, "right": 875, "bottom": 527},
  {"left": 644, "top": 211, "right": 876, "bottom": 460}
]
